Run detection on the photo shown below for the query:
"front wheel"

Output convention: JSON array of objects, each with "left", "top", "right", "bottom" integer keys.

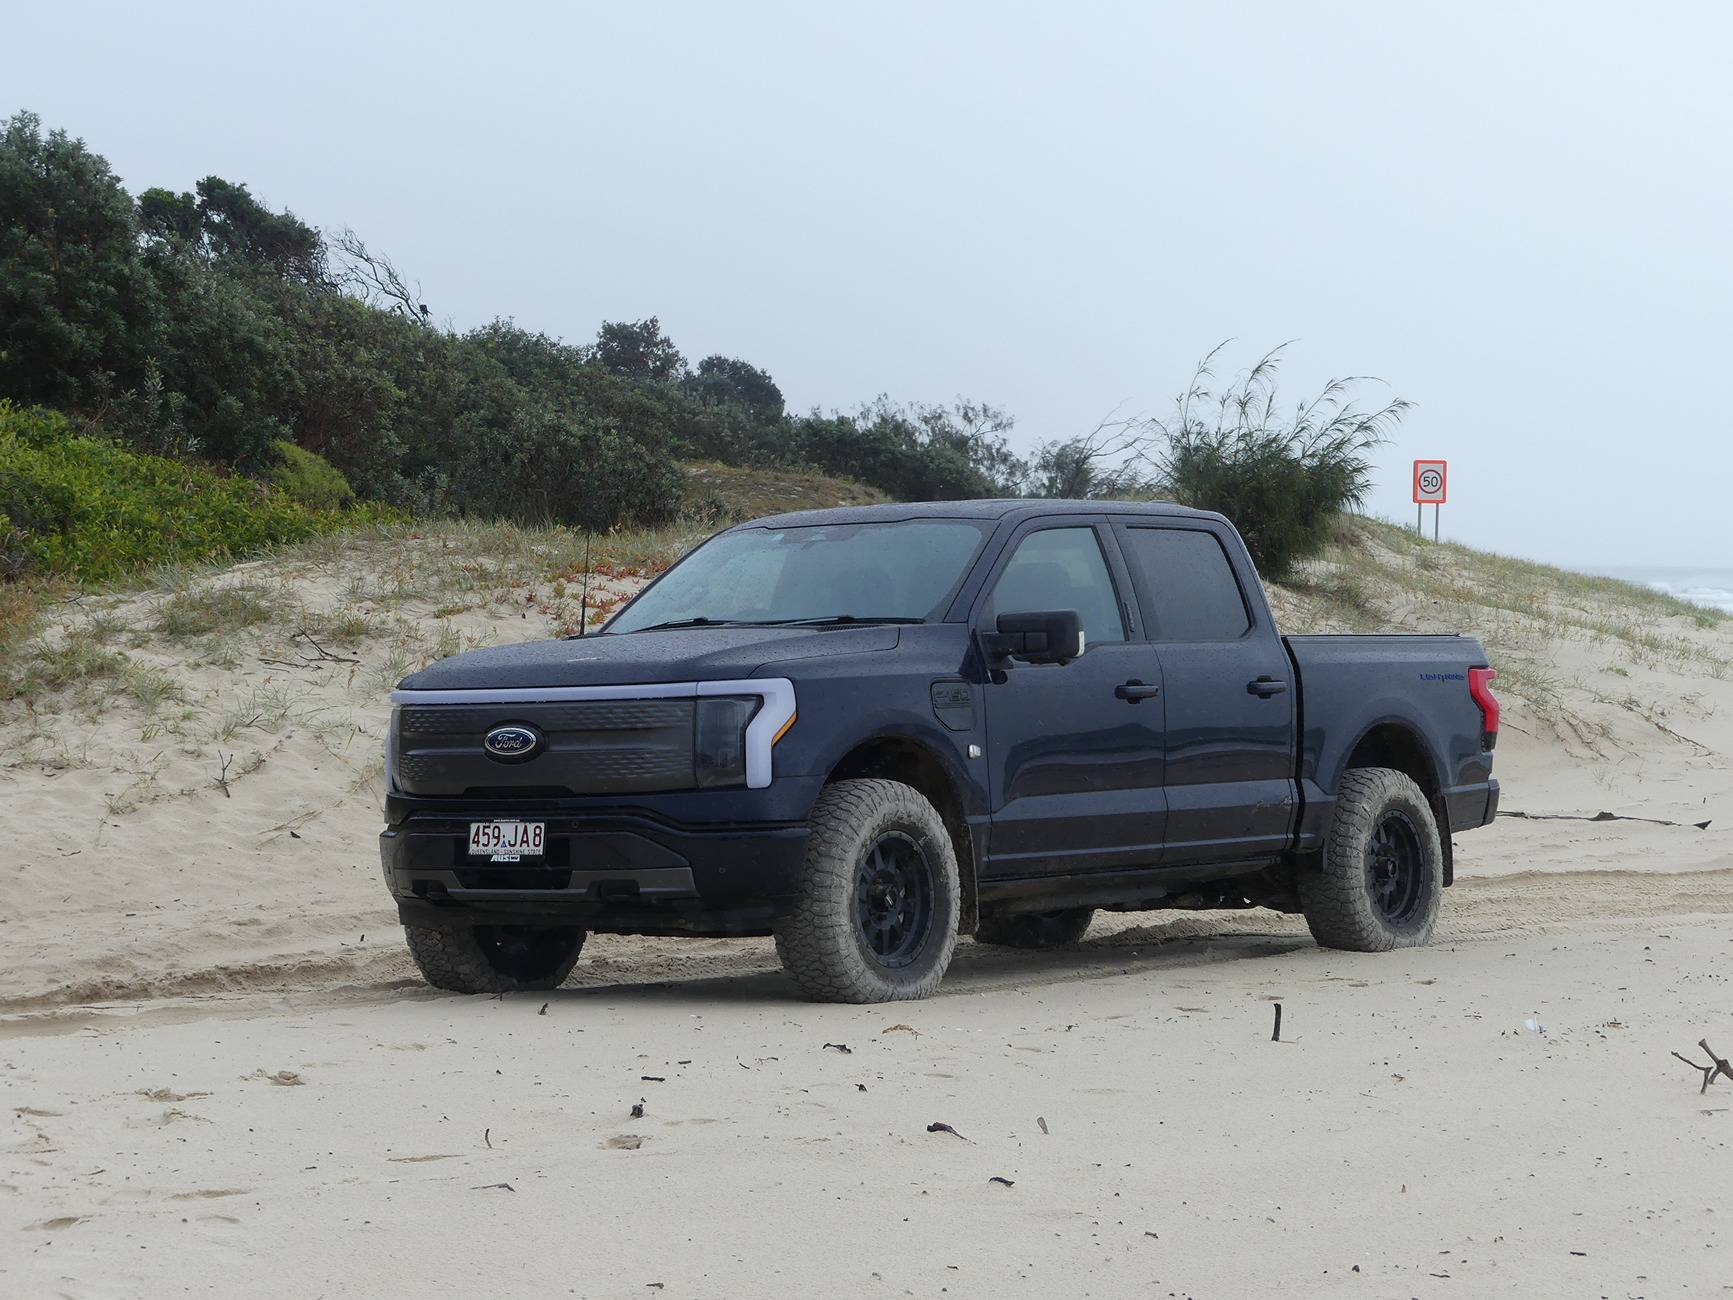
[
  {"left": 774, "top": 779, "right": 960, "bottom": 1003},
  {"left": 404, "top": 922, "right": 586, "bottom": 993},
  {"left": 1299, "top": 767, "right": 1443, "bottom": 951}
]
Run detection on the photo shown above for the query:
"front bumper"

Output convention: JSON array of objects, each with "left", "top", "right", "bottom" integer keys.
[{"left": 380, "top": 781, "right": 821, "bottom": 935}]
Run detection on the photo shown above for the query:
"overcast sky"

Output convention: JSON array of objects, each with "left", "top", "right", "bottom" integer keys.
[{"left": 11, "top": 2, "right": 1730, "bottom": 566}]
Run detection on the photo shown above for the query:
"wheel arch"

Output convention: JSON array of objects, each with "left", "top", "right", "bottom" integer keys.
[
  {"left": 824, "top": 732, "right": 981, "bottom": 932},
  {"left": 1340, "top": 720, "right": 1454, "bottom": 886}
]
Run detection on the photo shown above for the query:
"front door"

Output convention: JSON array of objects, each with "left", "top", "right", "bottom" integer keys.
[{"left": 977, "top": 520, "right": 1167, "bottom": 878}]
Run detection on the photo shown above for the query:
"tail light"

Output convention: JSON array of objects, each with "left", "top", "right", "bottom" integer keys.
[{"left": 1468, "top": 667, "right": 1500, "bottom": 750}]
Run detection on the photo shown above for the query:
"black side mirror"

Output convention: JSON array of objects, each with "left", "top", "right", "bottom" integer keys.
[{"left": 984, "top": 610, "right": 1085, "bottom": 665}]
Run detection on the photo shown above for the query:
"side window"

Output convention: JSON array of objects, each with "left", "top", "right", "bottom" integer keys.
[
  {"left": 981, "top": 526, "right": 1125, "bottom": 646},
  {"left": 1121, "top": 527, "right": 1251, "bottom": 642}
]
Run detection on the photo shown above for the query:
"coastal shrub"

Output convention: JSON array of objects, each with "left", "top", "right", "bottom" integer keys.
[
  {"left": 0, "top": 401, "right": 383, "bottom": 582},
  {"left": 269, "top": 440, "right": 356, "bottom": 512},
  {"left": 1152, "top": 346, "right": 1409, "bottom": 580},
  {"left": 437, "top": 402, "right": 686, "bottom": 531},
  {"left": 3, "top": 110, "right": 1027, "bottom": 515}
]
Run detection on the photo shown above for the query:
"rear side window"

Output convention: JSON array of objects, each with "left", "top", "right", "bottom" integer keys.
[
  {"left": 1122, "top": 527, "right": 1251, "bottom": 642},
  {"left": 981, "top": 526, "right": 1125, "bottom": 646}
]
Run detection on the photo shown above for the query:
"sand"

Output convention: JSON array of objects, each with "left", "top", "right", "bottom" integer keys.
[{"left": 4, "top": 529, "right": 1731, "bottom": 1297}]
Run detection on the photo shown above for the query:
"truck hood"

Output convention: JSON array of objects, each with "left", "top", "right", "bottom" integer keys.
[{"left": 396, "top": 625, "right": 902, "bottom": 691}]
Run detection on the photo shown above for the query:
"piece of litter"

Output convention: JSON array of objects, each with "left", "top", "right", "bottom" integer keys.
[
  {"left": 1037, "top": 1116, "right": 1049, "bottom": 1135},
  {"left": 988, "top": 1176, "right": 1014, "bottom": 1187},
  {"left": 1523, "top": 1018, "right": 1546, "bottom": 1036},
  {"left": 927, "top": 1122, "right": 970, "bottom": 1141},
  {"left": 630, "top": 1102, "right": 645, "bottom": 1119},
  {"left": 823, "top": 1042, "right": 852, "bottom": 1054},
  {"left": 641, "top": 1075, "right": 666, "bottom": 1083},
  {"left": 472, "top": 1182, "right": 514, "bottom": 1192}
]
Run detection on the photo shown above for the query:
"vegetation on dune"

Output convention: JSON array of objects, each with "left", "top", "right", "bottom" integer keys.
[
  {"left": 17, "top": 105, "right": 1696, "bottom": 621},
  {"left": 0, "top": 110, "right": 1027, "bottom": 551},
  {"left": 1027, "top": 344, "right": 1406, "bottom": 581},
  {"left": 0, "top": 402, "right": 384, "bottom": 584},
  {"left": 1271, "top": 515, "right": 1726, "bottom": 742}
]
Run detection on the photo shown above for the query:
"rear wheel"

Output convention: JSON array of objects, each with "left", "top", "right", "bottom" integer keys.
[
  {"left": 404, "top": 922, "right": 585, "bottom": 993},
  {"left": 1299, "top": 767, "right": 1442, "bottom": 951},
  {"left": 774, "top": 779, "right": 960, "bottom": 1003},
  {"left": 974, "top": 907, "right": 1095, "bottom": 949}
]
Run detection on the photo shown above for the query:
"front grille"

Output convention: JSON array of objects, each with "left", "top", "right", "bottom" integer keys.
[
  {"left": 397, "top": 701, "right": 688, "bottom": 735},
  {"left": 393, "top": 698, "right": 697, "bottom": 797}
]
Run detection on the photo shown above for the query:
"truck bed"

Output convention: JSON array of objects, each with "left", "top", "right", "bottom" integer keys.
[{"left": 1282, "top": 632, "right": 1499, "bottom": 854}]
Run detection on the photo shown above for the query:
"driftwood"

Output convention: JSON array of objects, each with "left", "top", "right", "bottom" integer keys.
[
  {"left": 1500, "top": 809, "right": 1711, "bottom": 831},
  {"left": 1672, "top": 1040, "right": 1733, "bottom": 1094},
  {"left": 291, "top": 630, "right": 361, "bottom": 664}
]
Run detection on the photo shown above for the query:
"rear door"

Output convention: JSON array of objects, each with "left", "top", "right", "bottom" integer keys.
[
  {"left": 1112, "top": 520, "right": 1297, "bottom": 865},
  {"left": 976, "top": 517, "right": 1167, "bottom": 878}
]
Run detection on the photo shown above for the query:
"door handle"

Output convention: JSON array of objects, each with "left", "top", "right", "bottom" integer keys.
[
  {"left": 1115, "top": 680, "right": 1161, "bottom": 702},
  {"left": 1247, "top": 676, "right": 1289, "bottom": 697}
]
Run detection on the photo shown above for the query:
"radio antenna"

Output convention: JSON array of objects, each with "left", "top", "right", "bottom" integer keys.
[{"left": 577, "top": 530, "right": 594, "bottom": 636}]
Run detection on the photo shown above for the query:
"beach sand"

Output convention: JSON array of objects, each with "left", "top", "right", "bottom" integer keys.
[{"left": 4, "top": 528, "right": 1730, "bottom": 1297}]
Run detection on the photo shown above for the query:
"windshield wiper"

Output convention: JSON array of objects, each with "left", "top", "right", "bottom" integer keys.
[
  {"left": 605, "top": 614, "right": 925, "bottom": 637},
  {"left": 756, "top": 615, "right": 927, "bottom": 627},
  {"left": 610, "top": 617, "right": 740, "bottom": 634}
]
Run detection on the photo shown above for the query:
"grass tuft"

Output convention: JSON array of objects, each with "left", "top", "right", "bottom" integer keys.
[{"left": 154, "top": 583, "right": 278, "bottom": 638}]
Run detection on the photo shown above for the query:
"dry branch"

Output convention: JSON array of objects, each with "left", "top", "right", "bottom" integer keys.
[{"left": 1672, "top": 1040, "right": 1733, "bottom": 1094}]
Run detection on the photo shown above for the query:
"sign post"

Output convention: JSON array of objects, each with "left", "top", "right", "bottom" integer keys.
[{"left": 1412, "top": 459, "right": 1447, "bottom": 540}]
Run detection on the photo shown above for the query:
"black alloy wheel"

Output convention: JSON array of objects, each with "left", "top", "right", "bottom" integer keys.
[
  {"left": 852, "top": 831, "right": 937, "bottom": 968},
  {"left": 1365, "top": 809, "right": 1426, "bottom": 927}
]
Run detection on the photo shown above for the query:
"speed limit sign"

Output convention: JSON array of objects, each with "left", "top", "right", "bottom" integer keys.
[{"left": 1413, "top": 460, "right": 1447, "bottom": 504}]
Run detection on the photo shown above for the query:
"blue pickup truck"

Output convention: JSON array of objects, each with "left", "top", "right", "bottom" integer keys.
[{"left": 380, "top": 500, "right": 1500, "bottom": 1002}]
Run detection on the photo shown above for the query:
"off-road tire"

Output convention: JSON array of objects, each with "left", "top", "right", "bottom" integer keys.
[
  {"left": 773, "top": 778, "right": 961, "bottom": 1003},
  {"left": 403, "top": 923, "right": 586, "bottom": 993},
  {"left": 1299, "top": 767, "right": 1443, "bottom": 952},
  {"left": 973, "top": 907, "right": 1096, "bottom": 949}
]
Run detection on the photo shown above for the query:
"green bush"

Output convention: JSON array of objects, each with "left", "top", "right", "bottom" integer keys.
[
  {"left": 270, "top": 439, "right": 355, "bottom": 511},
  {"left": 1151, "top": 346, "right": 1409, "bottom": 580},
  {"left": 438, "top": 401, "right": 685, "bottom": 531},
  {"left": 2, "top": 110, "right": 1030, "bottom": 519},
  {"left": 0, "top": 401, "right": 383, "bottom": 583}
]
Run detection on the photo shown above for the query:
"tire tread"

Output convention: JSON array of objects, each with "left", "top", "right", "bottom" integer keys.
[
  {"left": 773, "top": 778, "right": 960, "bottom": 1003},
  {"left": 1299, "top": 767, "right": 1442, "bottom": 952},
  {"left": 403, "top": 923, "right": 584, "bottom": 994}
]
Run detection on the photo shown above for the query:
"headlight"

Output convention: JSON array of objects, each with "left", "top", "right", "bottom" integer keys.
[{"left": 693, "top": 695, "right": 761, "bottom": 788}]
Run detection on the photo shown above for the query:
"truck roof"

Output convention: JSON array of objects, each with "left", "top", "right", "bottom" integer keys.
[{"left": 740, "top": 498, "right": 1225, "bottom": 529}]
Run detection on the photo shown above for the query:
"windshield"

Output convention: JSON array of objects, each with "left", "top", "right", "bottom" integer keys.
[{"left": 605, "top": 519, "right": 991, "bottom": 633}]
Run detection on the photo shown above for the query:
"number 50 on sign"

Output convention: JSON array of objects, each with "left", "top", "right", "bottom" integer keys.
[{"left": 1413, "top": 460, "right": 1447, "bottom": 504}]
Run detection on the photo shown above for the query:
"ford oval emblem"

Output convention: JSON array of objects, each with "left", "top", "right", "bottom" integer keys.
[{"left": 483, "top": 724, "right": 542, "bottom": 762}]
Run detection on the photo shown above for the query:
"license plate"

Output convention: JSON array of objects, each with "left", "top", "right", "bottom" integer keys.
[{"left": 468, "top": 821, "right": 546, "bottom": 861}]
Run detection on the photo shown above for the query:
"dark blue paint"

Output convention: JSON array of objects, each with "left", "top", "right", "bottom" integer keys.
[{"left": 381, "top": 499, "right": 1499, "bottom": 933}]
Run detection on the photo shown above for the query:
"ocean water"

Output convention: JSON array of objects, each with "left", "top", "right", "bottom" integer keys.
[{"left": 1584, "top": 565, "right": 1733, "bottom": 615}]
